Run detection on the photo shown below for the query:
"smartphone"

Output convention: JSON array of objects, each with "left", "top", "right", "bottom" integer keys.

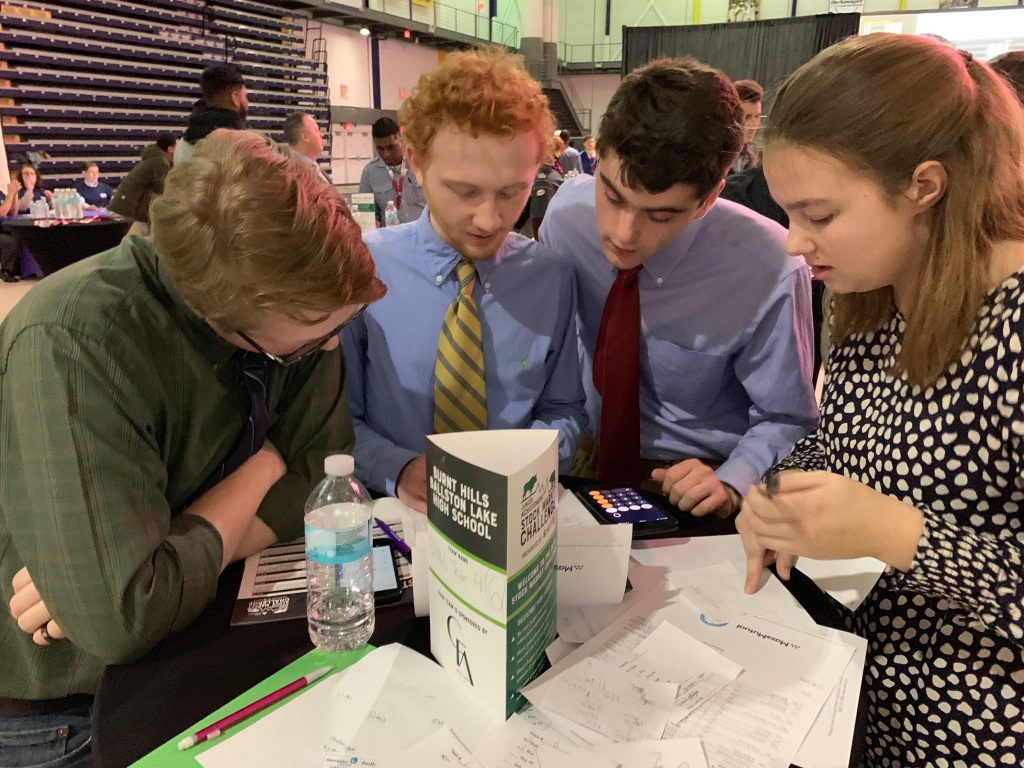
[
  {"left": 371, "top": 540, "right": 403, "bottom": 605},
  {"left": 574, "top": 484, "right": 679, "bottom": 538}
]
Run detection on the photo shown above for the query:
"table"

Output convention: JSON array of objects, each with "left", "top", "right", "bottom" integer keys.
[
  {"left": 1, "top": 215, "right": 132, "bottom": 276},
  {"left": 92, "top": 561, "right": 428, "bottom": 768},
  {"left": 92, "top": 513, "right": 861, "bottom": 767}
]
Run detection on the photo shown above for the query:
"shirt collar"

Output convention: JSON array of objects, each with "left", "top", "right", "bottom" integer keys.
[
  {"left": 639, "top": 213, "right": 707, "bottom": 284},
  {"left": 414, "top": 207, "right": 506, "bottom": 285}
]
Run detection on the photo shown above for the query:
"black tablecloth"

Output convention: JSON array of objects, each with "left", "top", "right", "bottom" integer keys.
[
  {"left": 2, "top": 217, "right": 132, "bottom": 276},
  {"left": 92, "top": 498, "right": 860, "bottom": 767}
]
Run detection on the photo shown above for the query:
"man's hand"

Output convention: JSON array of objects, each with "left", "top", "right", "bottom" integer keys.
[
  {"left": 651, "top": 458, "right": 737, "bottom": 518},
  {"left": 9, "top": 567, "right": 65, "bottom": 646},
  {"left": 396, "top": 454, "right": 428, "bottom": 514}
]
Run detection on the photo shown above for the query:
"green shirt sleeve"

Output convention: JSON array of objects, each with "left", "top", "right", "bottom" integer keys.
[
  {"left": 1, "top": 324, "right": 223, "bottom": 665},
  {"left": 258, "top": 346, "right": 355, "bottom": 541}
]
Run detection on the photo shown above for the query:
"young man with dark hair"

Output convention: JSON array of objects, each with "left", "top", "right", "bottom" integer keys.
[
  {"left": 108, "top": 132, "right": 178, "bottom": 234},
  {"left": 343, "top": 49, "right": 586, "bottom": 511},
  {"left": 358, "top": 116, "right": 425, "bottom": 224},
  {"left": 541, "top": 57, "right": 816, "bottom": 519},
  {"left": 557, "top": 129, "right": 582, "bottom": 175},
  {"left": 174, "top": 62, "right": 249, "bottom": 166},
  {"left": 989, "top": 50, "right": 1024, "bottom": 103}
]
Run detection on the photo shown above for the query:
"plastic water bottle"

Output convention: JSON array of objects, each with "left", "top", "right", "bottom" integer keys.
[
  {"left": 383, "top": 200, "right": 399, "bottom": 227},
  {"left": 304, "top": 454, "right": 375, "bottom": 652}
]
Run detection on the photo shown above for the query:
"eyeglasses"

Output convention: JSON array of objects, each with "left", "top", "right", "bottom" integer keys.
[{"left": 237, "top": 304, "right": 367, "bottom": 367}]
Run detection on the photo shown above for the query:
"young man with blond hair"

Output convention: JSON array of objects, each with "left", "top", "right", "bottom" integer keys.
[
  {"left": 0, "top": 129, "right": 384, "bottom": 765},
  {"left": 343, "top": 47, "right": 587, "bottom": 511}
]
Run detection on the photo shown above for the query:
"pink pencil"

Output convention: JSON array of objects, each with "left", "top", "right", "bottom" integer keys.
[{"left": 177, "top": 666, "right": 333, "bottom": 749}]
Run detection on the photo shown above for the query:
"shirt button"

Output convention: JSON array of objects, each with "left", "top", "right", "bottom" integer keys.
[
  {"left": 656, "top": 277, "right": 664, "bottom": 286},
  {"left": 484, "top": 282, "right": 491, "bottom": 290},
  {"left": 435, "top": 274, "right": 443, "bottom": 283}
]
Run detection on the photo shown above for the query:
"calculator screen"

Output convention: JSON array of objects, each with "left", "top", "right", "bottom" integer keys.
[{"left": 586, "top": 487, "right": 671, "bottom": 524}]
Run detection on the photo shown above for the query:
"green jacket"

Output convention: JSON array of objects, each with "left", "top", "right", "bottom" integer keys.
[
  {"left": 0, "top": 236, "right": 354, "bottom": 698},
  {"left": 108, "top": 143, "right": 171, "bottom": 222}
]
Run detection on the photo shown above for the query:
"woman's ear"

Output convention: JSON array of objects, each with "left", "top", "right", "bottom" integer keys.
[{"left": 903, "top": 160, "right": 948, "bottom": 211}]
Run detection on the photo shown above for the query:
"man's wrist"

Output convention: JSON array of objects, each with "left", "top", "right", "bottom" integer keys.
[{"left": 723, "top": 483, "right": 742, "bottom": 516}]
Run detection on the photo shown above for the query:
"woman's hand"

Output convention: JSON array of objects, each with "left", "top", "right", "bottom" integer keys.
[{"left": 736, "top": 471, "right": 924, "bottom": 594}]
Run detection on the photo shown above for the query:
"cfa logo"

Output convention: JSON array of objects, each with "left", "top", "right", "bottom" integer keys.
[{"left": 447, "top": 616, "right": 474, "bottom": 685}]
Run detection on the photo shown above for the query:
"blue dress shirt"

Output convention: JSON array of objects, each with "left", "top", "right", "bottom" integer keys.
[
  {"left": 342, "top": 209, "right": 588, "bottom": 496},
  {"left": 540, "top": 176, "right": 818, "bottom": 494}
]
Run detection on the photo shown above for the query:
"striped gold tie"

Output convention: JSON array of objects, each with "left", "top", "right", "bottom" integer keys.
[{"left": 433, "top": 258, "right": 488, "bottom": 433}]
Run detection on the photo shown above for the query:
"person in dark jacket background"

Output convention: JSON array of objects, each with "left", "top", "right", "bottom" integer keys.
[
  {"left": 174, "top": 63, "right": 249, "bottom": 166},
  {"left": 109, "top": 133, "right": 177, "bottom": 234}
]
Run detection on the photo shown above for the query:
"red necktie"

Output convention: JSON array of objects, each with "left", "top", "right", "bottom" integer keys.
[{"left": 593, "top": 266, "right": 644, "bottom": 484}]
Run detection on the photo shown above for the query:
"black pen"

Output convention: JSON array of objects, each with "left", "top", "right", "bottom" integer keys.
[{"left": 374, "top": 517, "right": 412, "bottom": 560}]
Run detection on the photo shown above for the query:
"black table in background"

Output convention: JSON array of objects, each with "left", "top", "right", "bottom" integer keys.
[
  {"left": 92, "top": 501, "right": 861, "bottom": 768},
  {"left": 2, "top": 216, "right": 132, "bottom": 276}
]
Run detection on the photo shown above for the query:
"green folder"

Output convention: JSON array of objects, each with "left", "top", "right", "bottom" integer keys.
[{"left": 131, "top": 645, "right": 374, "bottom": 766}]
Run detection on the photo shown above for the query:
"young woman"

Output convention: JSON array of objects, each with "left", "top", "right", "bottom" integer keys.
[
  {"left": 738, "top": 33, "right": 1024, "bottom": 766},
  {"left": 12, "top": 163, "right": 51, "bottom": 213}
]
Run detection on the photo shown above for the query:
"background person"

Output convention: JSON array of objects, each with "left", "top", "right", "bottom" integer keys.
[
  {"left": 73, "top": 161, "right": 114, "bottom": 209},
  {"left": 358, "top": 117, "right": 425, "bottom": 225}
]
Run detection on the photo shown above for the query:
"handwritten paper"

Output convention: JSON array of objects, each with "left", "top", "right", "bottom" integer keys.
[
  {"left": 473, "top": 713, "right": 617, "bottom": 768},
  {"left": 629, "top": 621, "right": 742, "bottom": 722},
  {"left": 557, "top": 564, "right": 670, "bottom": 643},
  {"left": 597, "top": 738, "right": 709, "bottom": 768},
  {"left": 314, "top": 728, "right": 482, "bottom": 768},
  {"left": 525, "top": 596, "right": 853, "bottom": 768},
  {"left": 197, "top": 645, "right": 496, "bottom": 768},
  {"left": 543, "top": 657, "right": 678, "bottom": 742}
]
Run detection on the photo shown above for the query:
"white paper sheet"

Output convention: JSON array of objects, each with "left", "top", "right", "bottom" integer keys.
[
  {"left": 765, "top": 608, "right": 867, "bottom": 768},
  {"left": 597, "top": 738, "right": 709, "bottom": 768},
  {"left": 668, "top": 562, "right": 803, "bottom": 623},
  {"left": 542, "top": 656, "right": 678, "bottom": 742},
  {"left": 795, "top": 557, "right": 885, "bottom": 612},
  {"left": 556, "top": 523, "right": 632, "bottom": 606},
  {"left": 198, "top": 646, "right": 401, "bottom": 768},
  {"left": 524, "top": 595, "right": 853, "bottom": 768},
  {"left": 313, "top": 728, "right": 481, "bottom": 768},
  {"left": 198, "top": 645, "right": 496, "bottom": 768},
  {"left": 630, "top": 534, "right": 746, "bottom": 572},
  {"left": 629, "top": 621, "right": 742, "bottom": 722},
  {"left": 473, "top": 713, "right": 617, "bottom": 768},
  {"left": 545, "top": 636, "right": 579, "bottom": 666},
  {"left": 557, "top": 563, "right": 670, "bottom": 644}
]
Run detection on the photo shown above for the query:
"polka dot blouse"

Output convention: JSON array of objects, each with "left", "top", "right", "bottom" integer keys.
[{"left": 774, "top": 273, "right": 1024, "bottom": 767}]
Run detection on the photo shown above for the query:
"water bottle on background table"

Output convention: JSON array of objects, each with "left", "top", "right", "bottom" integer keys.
[
  {"left": 383, "top": 200, "right": 399, "bottom": 227},
  {"left": 304, "top": 454, "right": 375, "bottom": 652}
]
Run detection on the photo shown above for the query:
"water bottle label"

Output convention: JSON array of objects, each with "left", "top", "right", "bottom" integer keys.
[{"left": 305, "top": 523, "right": 371, "bottom": 564}]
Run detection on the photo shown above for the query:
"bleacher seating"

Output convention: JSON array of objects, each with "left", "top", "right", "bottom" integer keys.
[{"left": 1, "top": 0, "right": 331, "bottom": 188}]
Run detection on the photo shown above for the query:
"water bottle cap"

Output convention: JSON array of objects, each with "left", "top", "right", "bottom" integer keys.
[{"left": 324, "top": 454, "right": 354, "bottom": 476}]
